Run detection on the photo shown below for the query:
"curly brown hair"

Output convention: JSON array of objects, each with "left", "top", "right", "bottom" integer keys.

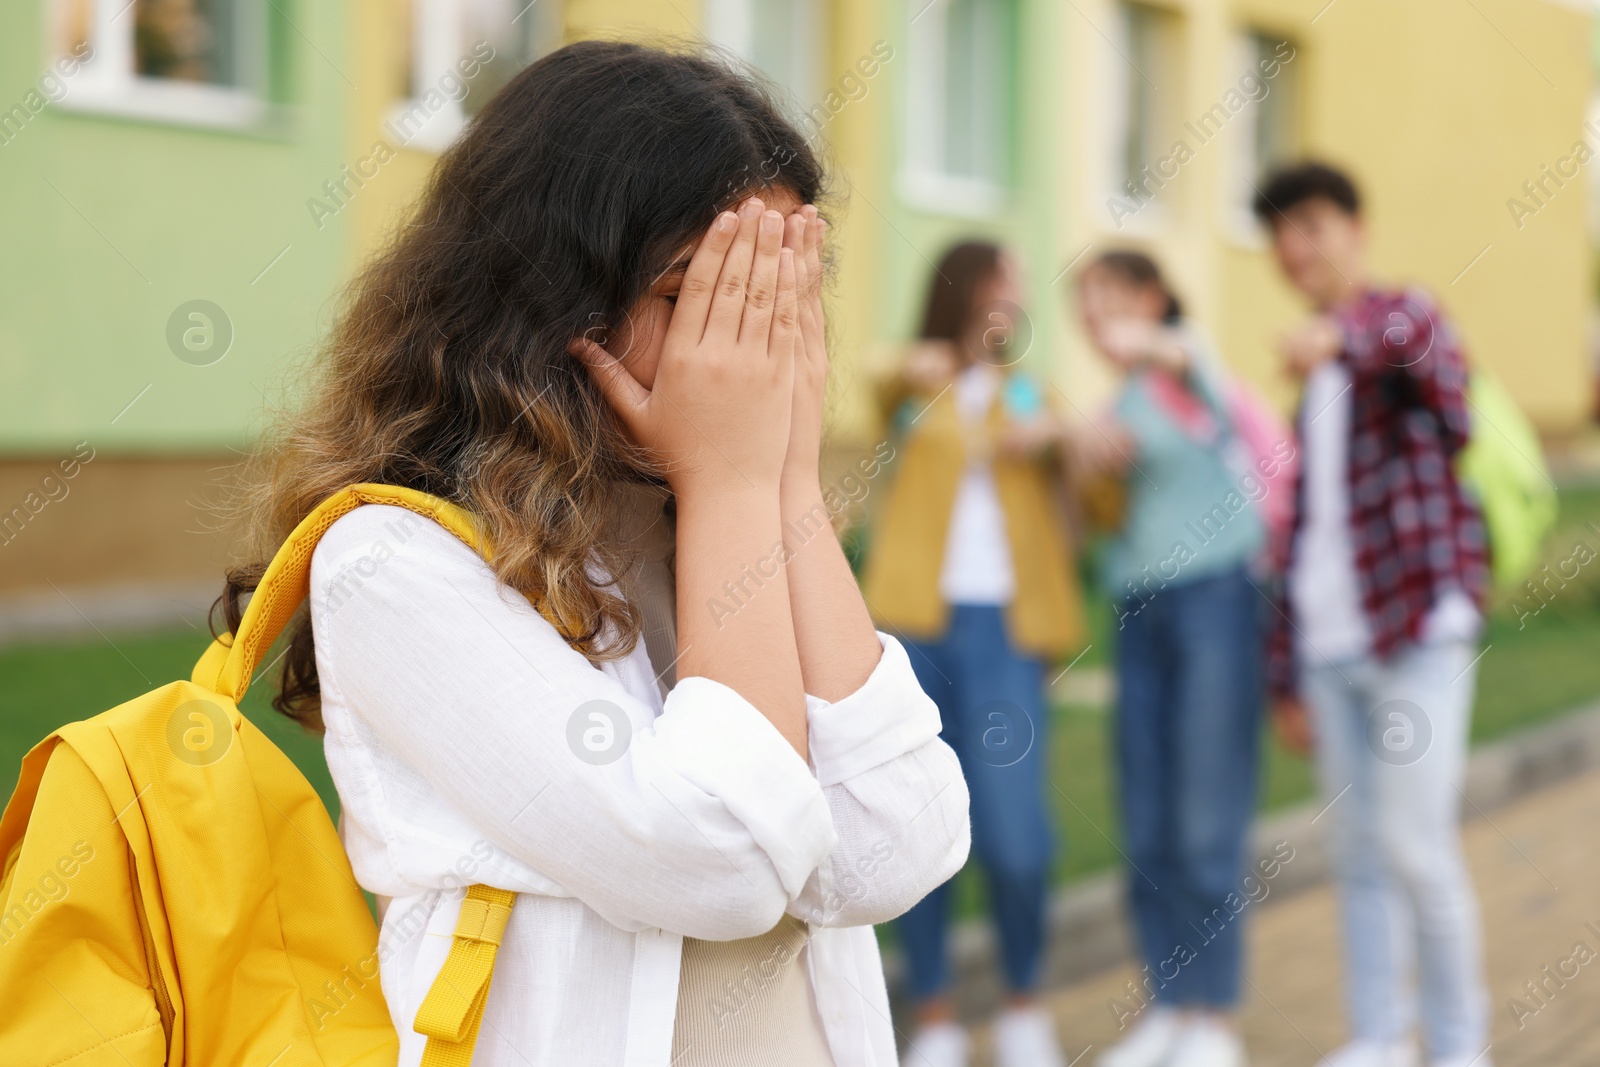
[{"left": 218, "top": 40, "right": 827, "bottom": 729}]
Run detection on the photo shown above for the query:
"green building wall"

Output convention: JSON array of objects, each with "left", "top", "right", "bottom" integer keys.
[{"left": 0, "top": 2, "right": 352, "bottom": 455}]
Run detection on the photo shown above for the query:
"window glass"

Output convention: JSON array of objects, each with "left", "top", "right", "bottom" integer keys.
[
  {"left": 1226, "top": 29, "right": 1300, "bottom": 236},
  {"left": 942, "top": 0, "right": 1007, "bottom": 183},
  {"left": 1117, "top": 3, "right": 1162, "bottom": 195},
  {"left": 134, "top": 0, "right": 241, "bottom": 85},
  {"left": 1249, "top": 31, "right": 1298, "bottom": 176},
  {"left": 49, "top": 0, "right": 267, "bottom": 127},
  {"left": 707, "top": 0, "right": 823, "bottom": 111},
  {"left": 396, "top": 0, "right": 562, "bottom": 148},
  {"left": 460, "top": 0, "right": 561, "bottom": 115},
  {"left": 904, "top": 0, "right": 1013, "bottom": 208}
]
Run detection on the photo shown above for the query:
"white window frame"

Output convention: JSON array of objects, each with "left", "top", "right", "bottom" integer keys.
[
  {"left": 900, "top": 0, "right": 1008, "bottom": 218},
  {"left": 389, "top": 0, "right": 473, "bottom": 153},
  {"left": 1096, "top": 2, "right": 1173, "bottom": 237},
  {"left": 706, "top": 0, "right": 824, "bottom": 110},
  {"left": 388, "top": 0, "right": 560, "bottom": 153},
  {"left": 53, "top": 0, "right": 270, "bottom": 129},
  {"left": 1222, "top": 29, "right": 1298, "bottom": 247}
]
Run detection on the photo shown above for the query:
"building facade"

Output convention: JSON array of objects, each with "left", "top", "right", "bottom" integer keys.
[{"left": 0, "top": 0, "right": 1592, "bottom": 606}]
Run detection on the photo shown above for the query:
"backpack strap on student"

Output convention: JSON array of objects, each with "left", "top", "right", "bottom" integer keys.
[
  {"left": 193, "top": 482, "right": 486, "bottom": 702},
  {"left": 415, "top": 885, "right": 520, "bottom": 1066},
  {"left": 191, "top": 483, "right": 521, "bottom": 1066}
]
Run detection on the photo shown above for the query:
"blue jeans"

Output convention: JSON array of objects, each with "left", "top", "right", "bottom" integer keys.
[
  {"left": 1115, "top": 566, "right": 1263, "bottom": 1008},
  {"left": 1301, "top": 641, "right": 1488, "bottom": 1060},
  {"left": 895, "top": 604, "right": 1056, "bottom": 1000}
]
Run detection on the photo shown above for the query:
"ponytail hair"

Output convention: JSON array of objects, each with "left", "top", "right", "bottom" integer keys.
[{"left": 1085, "top": 250, "right": 1183, "bottom": 324}]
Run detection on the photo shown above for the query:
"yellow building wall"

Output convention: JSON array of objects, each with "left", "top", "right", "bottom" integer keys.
[
  {"left": 564, "top": 0, "right": 702, "bottom": 39},
  {"left": 345, "top": 0, "right": 1595, "bottom": 447},
  {"left": 1061, "top": 0, "right": 1593, "bottom": 430},
  {"left": 1262, "top": 0, "right": 1592, "bottom": 433},
  {"left": 807, "top": 1, "right": 899, "bottom": 449},
  {"left": 348, "top": 0, "right": 428, "bottom": 269}
]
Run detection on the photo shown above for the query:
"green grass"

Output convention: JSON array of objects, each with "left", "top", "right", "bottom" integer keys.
[{"left": 6, "top": 485, "right": 1600, "bottom": 906}]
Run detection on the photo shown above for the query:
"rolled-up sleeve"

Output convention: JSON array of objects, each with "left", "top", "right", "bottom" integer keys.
[
  {"left": 313, "top": 511, "right": 838, "bottom": 941},
  {"left": 648, "top": 675, "right": 838, "bottom": 900},
  {"left": 790, "top": 634, "right": 971, "bottom": 928}
]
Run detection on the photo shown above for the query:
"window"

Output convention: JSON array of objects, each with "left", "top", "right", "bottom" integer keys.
[
  {"left": 1102, "top": 2, "right": 1180, "bottom": 229},
  {"left": 1116, "top": 6, "right": 1159, "bottom": 196},
  {"left": 1226, "top": 30, "right": 1300, "bottom": 238},
  {"left": 389, "top": 0, "right": 563, "bottom": 152},
  {"left": 903, "top": 0, "right": 1013, "bottom": 215},
  {"left": 51, "top": 0, "right": 269, "bottom": 127},
  {"left": 706, "top": 0, "right": 824, "bottom": 112}
]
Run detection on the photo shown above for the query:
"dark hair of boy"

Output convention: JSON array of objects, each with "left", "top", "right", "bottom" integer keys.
[{"left": 1252, "top": 161, "right": 1362, "bottom": 226}]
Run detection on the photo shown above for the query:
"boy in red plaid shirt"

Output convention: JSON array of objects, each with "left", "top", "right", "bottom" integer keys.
[{"left": 1255, "top": 163, "right": 1491, "bottom": 1067}]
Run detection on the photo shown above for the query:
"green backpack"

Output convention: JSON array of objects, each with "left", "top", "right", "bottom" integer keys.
[{"left": 1457, "top": 371, "right": 1558, "bottom": 592}]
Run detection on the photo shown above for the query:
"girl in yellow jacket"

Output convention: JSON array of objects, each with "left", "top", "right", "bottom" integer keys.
[{"left": 864, "top": 242, "right": 1086, "bottom": 1067}]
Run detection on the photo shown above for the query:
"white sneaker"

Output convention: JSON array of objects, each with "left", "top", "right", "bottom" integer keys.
[
  {"left": 993, "top": 1005, "right": 1067, "bottom": 1067},
  {"left": 1098, "top": 1006, "right": 1183, "bottom": 1067},
  {"left": 1316, "top": 1042, "right": 1419, "bottom": 1067},
  {"left": 1168, "top": 1018, "right": 1246, "bottom": 1067},
  {"left": 901, "top": 1021, "right": 970, "bottom": 1067}
]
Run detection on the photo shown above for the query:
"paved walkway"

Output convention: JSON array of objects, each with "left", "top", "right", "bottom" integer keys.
[{"left": 971, "top": 768, "right": 1600, "bottom": 1066}]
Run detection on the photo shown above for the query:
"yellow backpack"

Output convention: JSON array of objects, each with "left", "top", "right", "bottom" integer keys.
[{"left": 0, "top": 484, "right": 512, "bottom": 1067}]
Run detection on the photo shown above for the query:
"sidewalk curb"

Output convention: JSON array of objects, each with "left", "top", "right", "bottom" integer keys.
[
  {"left": 884, "top": 700, "right": 1600, "bottom": 1025},
  {"left": 0, "top": 580, "right": 217, "bottom": 646}
]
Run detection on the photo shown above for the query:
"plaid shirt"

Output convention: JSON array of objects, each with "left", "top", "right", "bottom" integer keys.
[{"left": 1267, "top": 286, "right": 1489, "bottom": 697}]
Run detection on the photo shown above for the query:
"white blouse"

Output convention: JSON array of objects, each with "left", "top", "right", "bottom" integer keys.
[
  {"left": 939, "top": 364, "right": 1016, "bottom": 606},
  {"left": 309, "top": 505, "right": 971, "bottom": 1066}
]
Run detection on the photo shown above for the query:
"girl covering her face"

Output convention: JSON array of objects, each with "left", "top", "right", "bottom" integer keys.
[{"left": 222, "top": 41, "right": 970, "bottom": 1067}]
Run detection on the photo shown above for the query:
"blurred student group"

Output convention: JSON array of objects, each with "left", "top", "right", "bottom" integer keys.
[{"left": 3, "top": 2, "right": 1598, "bottom": 1067}]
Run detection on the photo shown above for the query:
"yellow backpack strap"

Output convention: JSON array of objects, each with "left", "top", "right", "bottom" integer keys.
[
  {"left": 193, "top": 482, "right": 485, "bottom": 701},
  {"left": 188, "top": 486, "right": 521, "bottom": 1067},
  {"left": 415, "top": 885, "right": 519, "bottom": 1066},
  {"left": 190, "top": 483, "right": 517, "bottom": 1067}
]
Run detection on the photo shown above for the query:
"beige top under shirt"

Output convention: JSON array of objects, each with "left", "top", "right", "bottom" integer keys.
[{"left": 615, "top": 486, "right": 836, "bottom": 1067}]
